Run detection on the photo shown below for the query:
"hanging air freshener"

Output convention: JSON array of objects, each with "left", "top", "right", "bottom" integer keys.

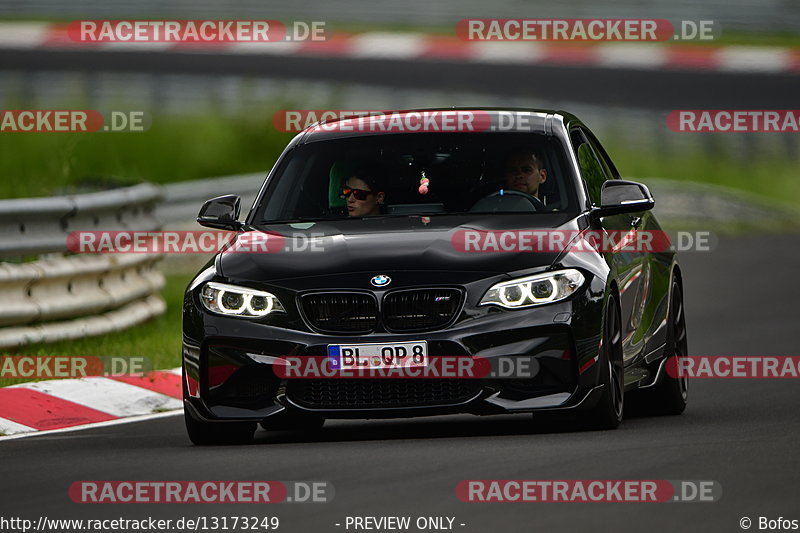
[{"left": 418, "top": 170, "right": 430, "bottom": 195}]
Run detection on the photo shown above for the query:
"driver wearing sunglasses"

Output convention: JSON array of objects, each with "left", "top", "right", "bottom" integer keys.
[{"left": 341, "top": 170, "right": 386, "bottom": 217}]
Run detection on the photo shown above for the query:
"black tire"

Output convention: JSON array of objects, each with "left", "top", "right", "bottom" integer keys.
[
  {"left": 580, "top": 293, "right": 624, "bottom": 430},
  {"left": 644, "top": 280, "right": 689, "bottom": 415},
  {"left": 260, "top": 412, "right": 325, "bottom": 432},
  {"left": 184, "top": 408, "right": 256, "bottom": 445}
]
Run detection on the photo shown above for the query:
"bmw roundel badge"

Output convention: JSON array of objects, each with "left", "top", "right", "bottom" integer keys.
[{"left": 370, "top": 275, "right": 391, "bottom": 287}]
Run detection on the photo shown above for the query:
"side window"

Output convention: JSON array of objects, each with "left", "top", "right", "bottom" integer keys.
[
  {"left": 570, "top": 129, "right": 608, "bottom": 206},
  {"left": 584, "top": 129, "right": 621, "bottom": 179}
]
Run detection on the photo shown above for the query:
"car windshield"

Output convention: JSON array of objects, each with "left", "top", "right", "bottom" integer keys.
[{"left": 253, "top": 132, "right": 579, "bottom": 224}]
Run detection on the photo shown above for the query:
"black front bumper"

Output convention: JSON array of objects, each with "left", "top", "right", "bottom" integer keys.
[{"left": 182, "top": 291, "right": 607, "bottom": 422}]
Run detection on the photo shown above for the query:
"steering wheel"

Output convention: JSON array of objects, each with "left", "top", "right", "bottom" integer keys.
[{"left": 476, "top": 189, "right": 545, "bottom": 212}]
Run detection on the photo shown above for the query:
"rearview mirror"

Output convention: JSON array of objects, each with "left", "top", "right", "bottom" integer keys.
[
  {"left": 197, "top": 194, "right": 243, "bottom": 231},
  {"left": 592, "top": 180, "right": 654, "bottom": 218}
]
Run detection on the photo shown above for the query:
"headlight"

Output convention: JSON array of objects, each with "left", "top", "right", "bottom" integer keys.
[
  {"left": 479, "top": 269, "right": 585, "bottom": 309},
  {"left": 200, "top": 282, "right": 285, "bottom": 317}
]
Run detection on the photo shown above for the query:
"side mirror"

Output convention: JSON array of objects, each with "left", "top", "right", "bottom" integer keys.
[
  {"left": 592, "top": 180, "right": 654, "bottom": 218},
  {"left": 197, "top": 194, "right": 243, "bottom": 231}
]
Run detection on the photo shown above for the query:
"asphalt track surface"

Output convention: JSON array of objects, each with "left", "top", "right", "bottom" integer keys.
[
  {"left": 1, "top": 233, "right": 799, "bottom": 532},
  {"left": 2, "top": 50, "right": 800, "bottom": 109}
]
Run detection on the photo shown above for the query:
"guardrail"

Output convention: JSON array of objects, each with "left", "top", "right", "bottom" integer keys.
[
  {"left": 158, "top": 173, "right": 263, "bottom": 225},
  {"left": 0, "top": 184, "right": 165, "bottom": 348},
  {"left": 0, "top": 183, "right": 161, "bottom": 257}
]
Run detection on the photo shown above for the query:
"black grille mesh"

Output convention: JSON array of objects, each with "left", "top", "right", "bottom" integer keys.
[
  {"left": 383, "top": 288, "right": 462, "bottom": 331},
  {"left": 288, "top": 379, "right": 479, "bottom": 409},
  {"left": 301, "top": 292, "right": 378, "bottom": 333}
]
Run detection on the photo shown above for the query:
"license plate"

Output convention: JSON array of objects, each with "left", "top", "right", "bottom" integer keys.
[{"left": 328, "top": 341, "right": 428, "bottom": 370}]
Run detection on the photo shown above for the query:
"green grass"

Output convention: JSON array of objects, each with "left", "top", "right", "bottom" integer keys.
[
  {"left": 0, "top": 111, "right": 294, "bottom": 198},
  {"left": 0, "top": 272, "right": 193, "bottom": 387},
  {"left": 708, "top": 30, "right": 800, "bottom": 48},
  {"left": 605, "top": 139, "right": 800, "bottom": 212}
]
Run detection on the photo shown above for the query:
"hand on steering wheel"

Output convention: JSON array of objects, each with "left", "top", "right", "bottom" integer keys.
[{"left": 481, "top": 189, "right": 545, "bottom": 211}]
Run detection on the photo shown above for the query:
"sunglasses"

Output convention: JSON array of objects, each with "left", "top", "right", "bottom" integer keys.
[{"left": 340, "top": 187, "right": 373, "bottom": 201}]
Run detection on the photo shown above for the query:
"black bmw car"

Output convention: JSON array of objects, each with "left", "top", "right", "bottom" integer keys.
[{"left": 182, "top": 109, "right": 688, "bottom": 444}]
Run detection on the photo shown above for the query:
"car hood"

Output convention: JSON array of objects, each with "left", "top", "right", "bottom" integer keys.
[{"left": 218, "top": 213, "right": 582, "bottom": 283}]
